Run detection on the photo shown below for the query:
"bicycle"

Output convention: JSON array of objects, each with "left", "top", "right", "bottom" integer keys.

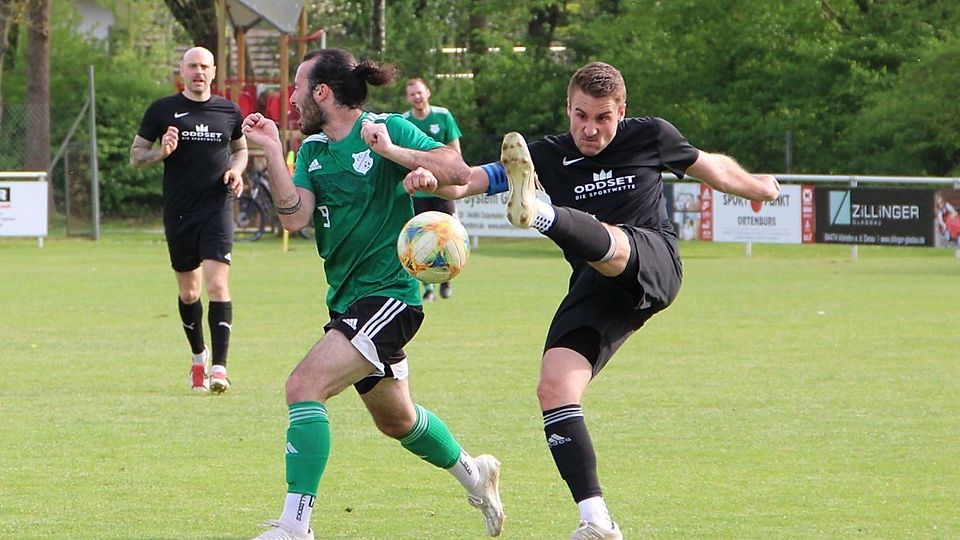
[{"left": 233, "top": 167, "right": 273, "bottom": 242}]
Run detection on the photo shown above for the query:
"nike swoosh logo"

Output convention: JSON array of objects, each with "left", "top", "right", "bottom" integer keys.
[
  {"left": 562, "top": 156, "right": 585, "bottom": 166},
  {"left": 174, "top": 112, "right": 189, "bottom": 118}
]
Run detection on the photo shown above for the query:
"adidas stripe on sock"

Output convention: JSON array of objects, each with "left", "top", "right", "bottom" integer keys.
[
  {"left": 543, "top": 404, "right": 603, "bottom": 503},
  {"left": 285, "top": 402, "right": 331, "bottom": 497}
]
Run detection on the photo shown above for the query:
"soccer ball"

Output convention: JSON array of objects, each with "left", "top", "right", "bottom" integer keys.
[{"left": 397, "top": 211, "right": 470, "bottom": 284}]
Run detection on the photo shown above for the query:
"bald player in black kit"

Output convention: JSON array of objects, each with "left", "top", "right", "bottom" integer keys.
[{"left": 130, "top": 46, "right": 248, "bottom": 394}]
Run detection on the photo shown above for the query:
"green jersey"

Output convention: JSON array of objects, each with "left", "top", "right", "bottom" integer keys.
[
  {"left": 293, "top": 112, "right": 443, "bottom": 313},
  {"left": 403, "top": 106, "right": 462, "bottom": 200},
  {"left": 402, "top": 106, "right": 462, "bottom": 145}
]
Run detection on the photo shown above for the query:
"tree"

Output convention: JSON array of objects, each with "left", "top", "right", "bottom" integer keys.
[
  {"left": 845, "top": 37, "right": 960, "bottom": 176},
  {"left": 24, "top": 0, "right": 49, "bottom": 198},
  {"left": 552, "top": 0, "right": 960, "bottom": 174},
  {"left": 163, "top": 0, "right": 216, "bottom": 51},
  {"left": 371, "top": 0, "right": 385, "bottom": 55},
  {"left": 0, "top": 0, "right": 24, "bottom": 129},
  {"left": 8, "top": 0, "right": 950, "bottom": 221}
]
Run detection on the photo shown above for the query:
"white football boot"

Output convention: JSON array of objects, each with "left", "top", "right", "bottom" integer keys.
[
  {"left": 251, "top": 520, "right": 314, "bottom": 540},
  {"left": 209, "top": 366, "right": 230, "bottom": 394},
  {"left": 500, "top": 132, "right": 540, "bottom": 228},
  {"left": 467, "top": 454, "right": 505, "bottom": 536},
  {"left": 569, "top": 520, "right": 623, "bottom": 540}
]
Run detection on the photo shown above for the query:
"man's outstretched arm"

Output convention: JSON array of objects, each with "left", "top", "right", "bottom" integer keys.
[{"left": 686, "top": 151, "right": 780, "bottom": 201}]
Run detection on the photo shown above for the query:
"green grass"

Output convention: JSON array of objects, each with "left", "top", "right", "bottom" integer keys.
[{"left": 1, "top": 231, "right": 958, "bottom": 539}]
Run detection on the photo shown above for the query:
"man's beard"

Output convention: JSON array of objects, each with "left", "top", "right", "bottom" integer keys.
[{"left": 299, "top": 100, "right": 327, "bottom": 135}]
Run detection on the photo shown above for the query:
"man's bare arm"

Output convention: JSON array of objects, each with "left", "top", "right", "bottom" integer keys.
[
  {"left": 129, "top": 135, "right": 165, "bottom": 168},
  {"left": 361, "top": 122, "right": 470, "bottom": 186},
  {"left": 227, "top": 136, "right": 249, "bottom": 175},
  {"left": 404, "top": 165, "right": 490, "bottom": 199},
  {"left": 222, "top": 137, "right": 250, "bottom": 197},
  {"left": 130, "top": 126, "right": 179, "bottom": 168},
  {"left": 686, "top": 151, "right": 780, "bottom": 202}
]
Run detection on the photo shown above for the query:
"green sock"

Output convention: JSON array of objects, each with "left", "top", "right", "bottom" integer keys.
[
  {"left": 399, "top": 404, "right": 462, "bottom": 469},
  {"left": 285, "top": 401, "right": 330, "bottom": 497}
]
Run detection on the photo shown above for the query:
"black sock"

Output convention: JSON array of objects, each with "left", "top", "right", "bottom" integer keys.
[
  {"left": 208, "top": 301, "right": 233, "bottom": 367},
  {"left": 544, "top": 207, "right": 614, "bottom": 262},
  {"left": 178, "top": 298, "right": 205, "bottom": 354},
  {"left": 543, "top": 404, "right": 602, "bottom": 502}
]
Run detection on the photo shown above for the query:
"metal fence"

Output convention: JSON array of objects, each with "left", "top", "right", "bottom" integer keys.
[{"left": 1, "top": 67, "right": 99, "bottom": 238}]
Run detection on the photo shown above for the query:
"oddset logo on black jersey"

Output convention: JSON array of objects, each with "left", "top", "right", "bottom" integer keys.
[
  {"left": 573, "top": 169, "right": 637, "bottom": 200},
  {"left": 181, "top": 123, "right": 224, "bottom": 142}
]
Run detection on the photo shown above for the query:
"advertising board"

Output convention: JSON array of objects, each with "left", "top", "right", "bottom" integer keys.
[
  {"left": 0, "top": 181, "right": 48, "bottom": 237},
  {"left": 815, "top": 187, "right": 932, "bottom": 246}
]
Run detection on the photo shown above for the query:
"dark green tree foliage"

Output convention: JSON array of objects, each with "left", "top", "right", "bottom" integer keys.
[
  {"left": 2, "top": 1, "right": 168, "bottom": 215},
  {"left": 6, "top": 0, "right": 960, "bottom": 218},
  {"left": 163, "top": 0, "right": 216, "bottom": 51},
  {"left": 553, "top": 0, "right": 960, "bottom": 174},
  {"left": 845, "top": 37, "right": 960, "bottom": 175},
  {"left": 0, "top": 0, "right": 23, "bottom": 126}
]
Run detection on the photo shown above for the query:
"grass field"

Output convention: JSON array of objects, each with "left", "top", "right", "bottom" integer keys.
[{"left": 1, "top": 230, "right": 958, "bottom": 539}]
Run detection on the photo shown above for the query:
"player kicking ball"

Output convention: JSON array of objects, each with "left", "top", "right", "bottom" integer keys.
[{"left": 404, "top": 61, "right": 779, "bottom": 539}]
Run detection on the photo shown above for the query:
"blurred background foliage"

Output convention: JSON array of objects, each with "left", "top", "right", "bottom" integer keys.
[{"left": 2, "top": 0, "right": 958, "bottom": 216}]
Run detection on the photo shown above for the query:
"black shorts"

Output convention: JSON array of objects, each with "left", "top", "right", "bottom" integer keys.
[
  {"left": 545, "top": 226, "right": 682, "bottom": 375},
  {"left": 164, "top": 204, "right": 234, "bottom": 272},
  {"left": 324, "top": 296, "right": 425, "bottom": 395},
  {"left": 413, "top": 196, "right": 457, "bottom": 216}
]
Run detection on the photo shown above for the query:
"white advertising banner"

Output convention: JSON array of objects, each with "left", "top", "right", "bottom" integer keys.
[
  {"left": 671, "top": 183, "right": 703, "bottom": 240},
  {"left": 454, "top": 192, "right": 546, "bottom": 239},
  {"left": 0, "top": 181, "right": 48, "bottom": 237},
  {"left": 709, "top": 184, "right": 805, "bottom": 244}
]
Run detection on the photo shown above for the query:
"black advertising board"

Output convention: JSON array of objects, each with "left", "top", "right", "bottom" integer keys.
[{"left": 815, "top": 187, "right": 933, "bottom": 246}]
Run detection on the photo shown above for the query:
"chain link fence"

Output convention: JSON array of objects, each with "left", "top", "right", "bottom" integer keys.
[{"left": 1, "top": 101, "right": 96, "bottom": 237}]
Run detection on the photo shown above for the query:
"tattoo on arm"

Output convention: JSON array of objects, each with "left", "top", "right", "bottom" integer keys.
[
  {"left": 130, "top": 146, "right": 160, "bottom": 167},
  {"left": 275, "top": 195, "right": 302, "bottom": 215},
  {"left": 130, "top": 136, "right": 161, "bottom": 168}
]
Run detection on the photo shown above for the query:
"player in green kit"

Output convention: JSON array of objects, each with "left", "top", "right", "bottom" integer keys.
[
  {"left": 402, "top": 77, "right": 463, "bottom": 301},
  {"left": 240, "top": 48, "right": 504, "bottom": 540}
]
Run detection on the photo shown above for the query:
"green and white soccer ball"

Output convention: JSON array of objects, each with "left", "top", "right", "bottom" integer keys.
[{"left": 397, "top": 211, "right": 470, "bottom": 284}]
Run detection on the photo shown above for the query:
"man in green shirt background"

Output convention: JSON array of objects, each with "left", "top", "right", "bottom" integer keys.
[{"left": 403, "top": 77, "right": 463, "bottom": 301}]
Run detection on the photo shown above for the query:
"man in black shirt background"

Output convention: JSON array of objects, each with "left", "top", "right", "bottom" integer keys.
[
  {"left": 130, "top": 46, "right": 247, "bottom": 394},
  {"left": 403, "top": 61, "right": 780, "bottom": 539}
]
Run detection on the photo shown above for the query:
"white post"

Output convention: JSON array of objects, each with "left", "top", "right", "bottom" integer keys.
[{"left": 850, "top": 179, "right": 858, "bottom": 260}]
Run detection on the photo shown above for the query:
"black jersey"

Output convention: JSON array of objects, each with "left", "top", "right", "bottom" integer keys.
[
  {"left": 530, "top": 117, "right": 699, "bottom": 233},
  {"left": 137, "top": 93, "right": 244, "bottom": 217}
]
